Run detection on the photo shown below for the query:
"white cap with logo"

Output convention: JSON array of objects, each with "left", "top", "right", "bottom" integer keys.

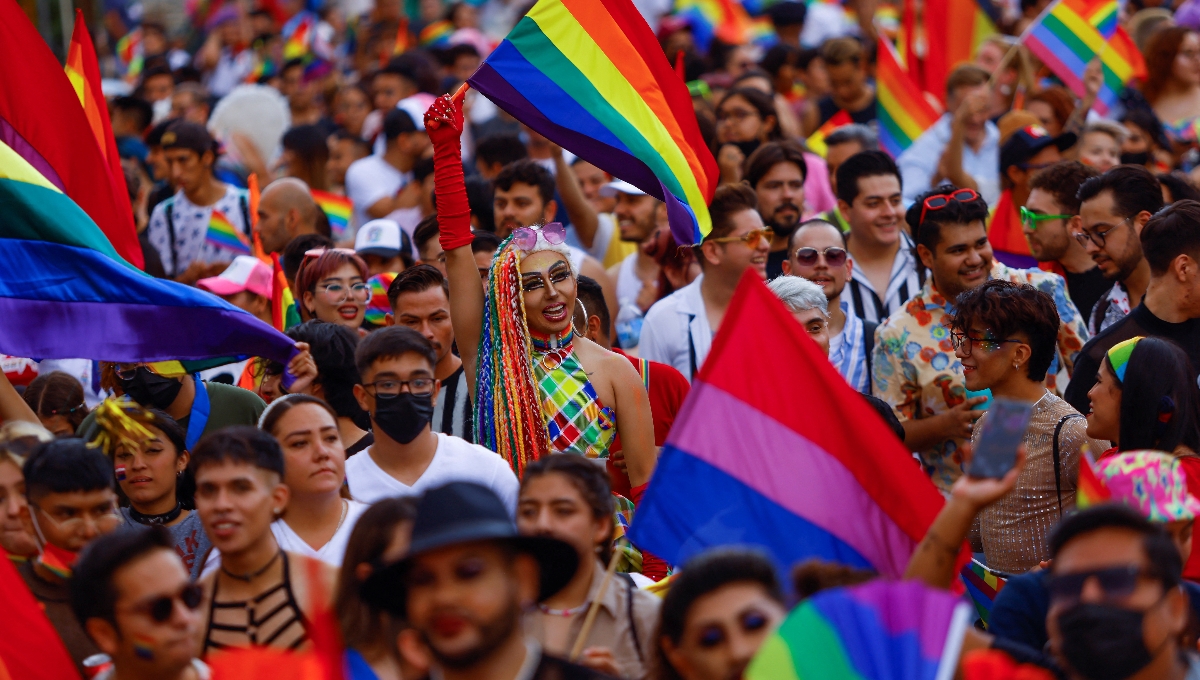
[{"left": 599, "top": 179, "right": 648, "bottom": 198}]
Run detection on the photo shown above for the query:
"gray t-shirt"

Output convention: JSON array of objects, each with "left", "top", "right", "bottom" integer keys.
[{"left": 119, "top": 507, "right": 212, "bottom": 581}]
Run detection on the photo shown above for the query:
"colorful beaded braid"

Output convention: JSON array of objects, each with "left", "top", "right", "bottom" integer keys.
[{"left": 475, "top": 234, "right": 552, "bottom": 476}]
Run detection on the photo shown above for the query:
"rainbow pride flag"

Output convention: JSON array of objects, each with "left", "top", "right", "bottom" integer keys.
[
  {"left": 746, "top": 580, "right": 974, "bottom": 680},
  {"left": 394, "top": 17, "right": 412, "bottom": 55},
  {"left": 420, "top": 19, "right": 455, "bottom": 47},
  {"left": 807, "top": 110, "right": 852, "bottom": 158},
  {"left": 960, "top": 559, "right": 1008, "bottom": 628},
  {"left": 271, "top": 253, "right": 302, "bottom": 332},
  {"left": 468, "top": 0, "right": 718, "bottom": 245},
  {"left": 675, "top": 0, "right": 773, "bottom": 49},
  {"left": 1093, "top": 26, "right": 1146, "bottom": 116},
  {"left": 312, "top": 189, "right": 353, "bottom": 242},
  {"left": 1023, "top": 0, "right": 1120, "bottom": 112},
  {"left": 629, "top": 272, "right": 961, "bottom": 577},
  {"left": 283, "top": 12, "right": 315, "bottom": 60},
  {"left": 206, "top": 210, "right": 251, "bottom": 254},
  {"left": 916, "top": 0, "right": 998, "bottom": 103},
  {"left": 115, "top": 27, "right": 143, "bottom": 81},
  {"left": 0, "top": 138, "right": 297, "bottom": 367},
  {"left": 877, "top": 37, "right": 940, "bottom": 158},
  {"left": 365, "top": 271, "right": 398, "bottom": 327},
  {"left": 1076, "top": 453, "right": 1112, "bottom": 508}
]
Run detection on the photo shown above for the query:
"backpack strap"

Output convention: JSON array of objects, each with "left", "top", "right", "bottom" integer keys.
[
  {"left": 238, "top": 191, "right": 252, "bottom": 235},
  {"left": 620, "top": 574, "right": 644, "bottom": 663},
  {"left": 163, "top": 197, "right": 178, "bottom": 277},
  {"left": 1053, "top": 414, "right": 1085, "bottom": 516}
]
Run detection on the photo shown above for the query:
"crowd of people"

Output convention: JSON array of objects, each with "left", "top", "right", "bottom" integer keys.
[{"left": 12, "top": 0, "right": 1200, "bottom": 677}]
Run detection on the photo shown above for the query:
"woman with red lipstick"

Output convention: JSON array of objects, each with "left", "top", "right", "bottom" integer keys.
[
  {"left": 425, "top": 93, "right": 657, "bottom": 507},
  {"left": 93, "top": 404, "right": 212, "bottom": 581},
  {"left": 295, "top": 248, "right": 371, "bottom": 332},
  {"left": 260, "top": 394, "right": 367, "bottom": 567},
  {"left": 949, "top": 280, "right": 1104, "bottom": 574}
]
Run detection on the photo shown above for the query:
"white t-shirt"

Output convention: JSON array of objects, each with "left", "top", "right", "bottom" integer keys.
[
  {"left": 345, "top": 432, "right": 519, "bottom": 514},
  {"left": 344, "top": 155, "right": 412, "bottom": 231},
  {"left": 270, "top": 499, "right": 369, "bottom": 567}
]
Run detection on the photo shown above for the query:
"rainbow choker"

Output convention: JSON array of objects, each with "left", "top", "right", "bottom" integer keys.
[{"left": 530, "top": 327, "right": 574, "bottom": 352}]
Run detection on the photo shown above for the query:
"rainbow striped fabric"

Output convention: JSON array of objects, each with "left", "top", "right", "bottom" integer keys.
[
  {"left": 0, "top": 135, "right": 297, "bottom": 367},
  {"left": 675, "top": 0, "right": 776, "bottom": 50},
  {"left": 271, "top": 253, "right": 302, "bottom": 332},
  {"left": 365, "top": 272, "right": 398, "bottom": 327},
  {"left": 394, "top": 17, "right": 412, "bottom": 55},
  {"left": 205, "top": 210, "right": 251, "bottom": 255},
  {"left": 420, "top": 19, "right": 455, "bottom": 47},
  {"left": 960, "top": 559, "right": 1008, "bottom": 628},
  {"left": 283, "top": 12, "right": 315, "bottom": 60},
  {"left": 806, "top": 111, "right": 852, "bottom": 159},
  {"left": 630, "top": 272, "right": 959, "bottom": 579},
  {"left": 468, "top": 0, "right": 718, "bottom": 245},
  {"left": 1024, "top": 0, "right": 1124, "bottom": 114},
  {"left": 915, "top": 0, "right": 998, "bottom": 102},
  {"left": 746, "top": 580, "right": 973, "bottom": 680},
  {"left": 311, "top": 189, "right": 353, "bottom": 242},
  {"left": 877, "top": 37, "right": 939, "bottom": 158}
]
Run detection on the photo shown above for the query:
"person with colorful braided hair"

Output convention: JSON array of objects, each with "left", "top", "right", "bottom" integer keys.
[{"left": 424, "top": 91, "right": 658, "bottom": 503}]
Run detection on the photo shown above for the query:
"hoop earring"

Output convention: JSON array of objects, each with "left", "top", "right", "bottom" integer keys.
[{"left": 572, "top": 297, "right": 589, "bottom": 337}]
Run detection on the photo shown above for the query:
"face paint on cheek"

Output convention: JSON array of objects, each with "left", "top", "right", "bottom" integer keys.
[
  {"left": 116, "top": 466, "right": 127, "bottom": 482},
  {"left": 132, "top": 634, "right": 156, "bottom": 660}
]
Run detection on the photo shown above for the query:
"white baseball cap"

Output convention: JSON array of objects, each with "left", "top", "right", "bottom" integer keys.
[
  {"left": 355, "top": 219, "right": 411, "bottom": 257},
  {"left": 599, "top": 179, "right": 648, "bottom": 198},
  {"left": 197, "top": 255, "right": 272, "bottom": 298}
]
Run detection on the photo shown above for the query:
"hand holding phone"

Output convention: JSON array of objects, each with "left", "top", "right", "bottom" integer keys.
[{"left": 967, "top": 397, "right": 1034, "bottom": 479}]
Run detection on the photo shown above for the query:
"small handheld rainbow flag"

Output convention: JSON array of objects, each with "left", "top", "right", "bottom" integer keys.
[
  {"left": 283, "top": 13, "right": 314, "bottom": 60},
  {"left": 1023, "top": 0, "right": 1124, "bottom": 114},
  {"left": 1076, "top": 452, "right": 1112, "bottom": 509},
  {"left": 205, "top": 210, "right": 251, "bottom": 254},
  {"left": 876, "top": 37, "right": 940, "bottom": 158},
  {"left": 271, "top": 253, "right": 302, "bottom": 332},
  {"left": 960, "top": 559, "right": 1008, "bottom": 628},
  {"left": 419, "top": 19, "right": 455, "bottom": 48},
  {"left": 806, "top": 110, "right": 852, "bottom": 158},
  {"left": 365, "top": 272, "right": 398, "bottom": 327},
  {"left": 311, "top": 189, "right": 353, "bottom": 242},
  {"left": 393, "top": 17, "right": 412, "bottom": 55}
]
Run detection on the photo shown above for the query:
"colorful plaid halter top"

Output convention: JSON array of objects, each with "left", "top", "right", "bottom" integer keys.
[{"left": 530, "top": 328, "right": 617, "bottom": 459}]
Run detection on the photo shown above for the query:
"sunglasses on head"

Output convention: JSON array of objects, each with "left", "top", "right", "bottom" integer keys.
[
  {"left": 793, "top": 246, "right": 848, "bottom": 267},
  {"left": 1045, "top": 565, "right": 1146, "bottom": 605},
  {"left": 133, "top": 584, "right": 204, "bottom": 623},
  {"left": 512, "top": 222, "right": 567, "bottom": 251},
  {"left": 919, "top": 188, "right": 980, "bottom": 224}
]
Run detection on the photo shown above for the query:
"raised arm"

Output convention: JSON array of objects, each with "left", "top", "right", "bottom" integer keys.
[
  {"left": 426, "top": 91, "right": 484, "bottom": 397},
  {"left": 0, "top": 370, "right": 38, "bottom": 426},
  {"left": 553, "top": 146, "right": 600, "bottom": 250}
]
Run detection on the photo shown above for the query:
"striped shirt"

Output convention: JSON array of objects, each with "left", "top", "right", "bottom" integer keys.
[
  {"left": 846, "top": 231, "right": 923, "bottom": 324},
  {"left": 828, "top": 298, "right": 870, "bottom": 394},
  {"left": 432, "top": 366, "right": 473, "bottom": 443}
]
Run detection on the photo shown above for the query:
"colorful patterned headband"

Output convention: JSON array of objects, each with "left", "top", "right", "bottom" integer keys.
[{"left": 1105, "top": 335, "right": 1144, "bottom": 384}]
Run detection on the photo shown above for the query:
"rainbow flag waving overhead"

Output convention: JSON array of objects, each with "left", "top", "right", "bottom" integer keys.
[
  {"left": 312, "top": 189, "right": 353, "bottom": 242},
  {"left": 746, "top": 580, "right": 973, "bottom": 680},
  {"left": 877, "top": 37, "right": 940, "bottom": 158},
  {"left": 206, "top": 210, "right": 251, "bottom": 254},
  {"left": 1023, "top": 0, "right": 1126, "bottom": 114},
  {"left": 629, "top": 272, "right": 961, "bottom": 577},
  {"left": 468, "top": 0, "right": 718, "bottom": 246}
]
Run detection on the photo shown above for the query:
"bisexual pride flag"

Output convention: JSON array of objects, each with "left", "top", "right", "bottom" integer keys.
[
  {"left": 630, "top": 272, "right": 959, "bottom": 579},
  {"left": 747, "top": 580, "right": 973, "bottom": 680}
]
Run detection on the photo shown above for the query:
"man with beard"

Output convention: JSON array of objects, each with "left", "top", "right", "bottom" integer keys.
[
  {"left": 783, "top": 219, "right": 872, "bottom": 393},
  {"left": 744, "top": 141, "right": 807, "bottom": 280},
  {"left": 492, "top": 160, "right": 618, "bottom": 330},
  {"left": 1075, "top": 166, "right": 1162, "bottom": 335},
  {"left": 1023, "top": 162, "right": 1109, "bottom": 321},
  {"left": 873, "top": 186, "right": 1086, "bottom": 493},
  {"left": 836, "top": 151, "right": 916, "bottom": 324},
  {"left": 362, "top": 481, "right": 606, "bottom": 680},
  {"left": 603, "top": 180, "right": 664, "bottom": 346}
]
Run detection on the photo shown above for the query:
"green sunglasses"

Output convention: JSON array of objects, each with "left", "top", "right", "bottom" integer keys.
[{"left": 1019, "top": 206, "right": 1072, "bottom": 229}]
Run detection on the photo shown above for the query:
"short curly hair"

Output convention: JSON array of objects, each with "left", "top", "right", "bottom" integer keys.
[{"left": 948, "top": 279, "right": 1061, "bottom": 381}]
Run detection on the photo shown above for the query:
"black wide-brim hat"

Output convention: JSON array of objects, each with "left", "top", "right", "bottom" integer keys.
[{"left": 361, "top": 481, "right": 580, "bottom": 616}]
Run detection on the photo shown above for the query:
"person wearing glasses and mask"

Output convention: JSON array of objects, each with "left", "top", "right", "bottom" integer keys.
[
  {"left": 874, "top": 186, "right": 1087, "bottom": 494},
  {"left": 293, "top": 248, "right": 372, "bottom": 332},
  {"left": 1064, "top": 199, "right": 1200, "bottom": 417},
  {"left": 18, "top": 439, "right": 123, "bottom": 675},
  {"left": 70, "top": 526, "right": 209, "bottom": 680},
  {"left": 782, "top": 219, "right": 872, "bottom": 394},
  {"left": 640, "top": 184, "right": 771, "bottom": 382},
  {"left": 950, "top": 280, "right": 1106, "bottom": 574},
  {"left": 425, "top": 94, "right": 658, "bottom": 508},
  {"left": 345, "top": 326, "right": 519, "bottom": 510},
  {"left": 1073, "top": 166, "right": 1163, "bottom": 336}
]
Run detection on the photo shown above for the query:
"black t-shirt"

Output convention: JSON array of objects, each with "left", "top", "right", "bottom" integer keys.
[
  {"left": 1062, "top": 266, "right": 1110, "bottom": 327},
  {"left": 817, "top": 95, "right": 878, "bottom": 127},
  {"left": 1063, "top": 303, "right": 1200, "bottom": 414},
  {"left": 767, "top": 249, "right": 788, "bottom": 280}
]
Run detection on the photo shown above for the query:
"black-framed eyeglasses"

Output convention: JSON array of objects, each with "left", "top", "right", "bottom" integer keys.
[
  {"left": 1075, "top": 216, "right": 1132, "bottom": 248},
  {"left": 1046, "top": 565, "right": 1147, "bottom": 605},
  {"left": 124, "top": 584, "right": 204, "bottom": 623},
  {"left": 949, "top": 330, "right": 1021, "bottom": 356},
  {"left": 361, "top": 378, "right": 435, "bottom": 397}
]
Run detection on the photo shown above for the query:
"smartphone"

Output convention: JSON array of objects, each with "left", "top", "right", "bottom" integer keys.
[{"left": 967, "top": 397, "right": 1034, "bottom": 479}]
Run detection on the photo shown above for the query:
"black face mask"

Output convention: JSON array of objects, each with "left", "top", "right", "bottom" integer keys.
[
  {"left": 1120, "top": 151, "right": 1150, "bottom": 166},
  {"left": 121, "top": 368, "right": 184, "bottom": 410},
  {"left": 1057, "top": 602, "right": 1156, "bottom": 680},
  {"left": 730, "top": 139, "right": 762, "bottom": 159},
  {"left": 372, "top": 392, "right": 434, "bottom": 444}
]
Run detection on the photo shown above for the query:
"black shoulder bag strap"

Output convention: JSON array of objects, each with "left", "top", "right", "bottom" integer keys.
[
  {"left": 686, "top": 313, "right": 698, "bottom": 380},
  {"left": 164, "top": 197, "right": 178, "bottom": 277},
  {"left": 1052, "top": 414, "right": 1085, "bottom": 517}
]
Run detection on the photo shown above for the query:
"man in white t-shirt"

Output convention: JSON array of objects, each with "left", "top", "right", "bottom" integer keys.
[
  {"left": 344, "top": 108, "right": 427, "bottom": 231},
  {"left": 346, "top": 326, "right": 518, "bottom": 512}
]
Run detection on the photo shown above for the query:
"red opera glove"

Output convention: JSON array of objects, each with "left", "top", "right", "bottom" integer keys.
[{"left": 424, "top": 92, "right": 472, "bottom": 251}]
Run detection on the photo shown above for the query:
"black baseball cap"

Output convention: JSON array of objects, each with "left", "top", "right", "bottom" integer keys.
[
  {"left": 159, "top": 120, "right": 215, "bottom": 156},
  {"left": 1000, "top": 124, "right": 1077, "bottom": 176}
]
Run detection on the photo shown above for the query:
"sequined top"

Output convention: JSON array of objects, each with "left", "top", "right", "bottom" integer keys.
[
  {"left": 974, "top": 393, "right": 1108, "bottom": 574},
  {"left": 872, "top": 261, "right": 1089, "bottom": 492},
  {"left": 530, "top": 329, "right": 617, "bottom": 460}
]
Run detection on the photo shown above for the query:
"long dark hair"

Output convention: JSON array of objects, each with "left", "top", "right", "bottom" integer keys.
[
  {"left": 521, "top": 455, "right": 615, "bottom": 563},
  {"left": 1112, "top": 337, "right": 1200, "bottom": 453},
  {"left": 286, "top": 321, "right": 371, "bottom": 430},
  {"left": 335, "top": 498, "right": 417, "bottom": 651}
]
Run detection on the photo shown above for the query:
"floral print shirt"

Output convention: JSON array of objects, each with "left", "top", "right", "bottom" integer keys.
[{"left": 871, "top": 262, "right": 1088, "bottom": 492}]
